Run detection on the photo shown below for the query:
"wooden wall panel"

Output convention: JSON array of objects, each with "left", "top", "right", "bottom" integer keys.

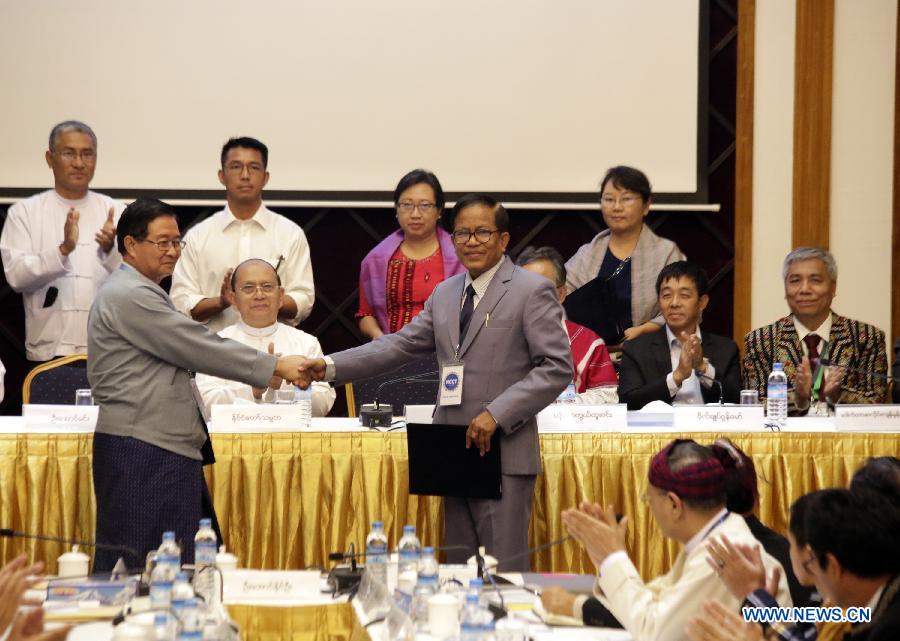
[
  {"left": 892, "top": 4, "right": 900, "bottom": 345},
  {"left": 734, "top": 0, "right": 755, "bottom": 344},
  {"left": 792, "top": 0, "right": 834, "bottom": 248}
]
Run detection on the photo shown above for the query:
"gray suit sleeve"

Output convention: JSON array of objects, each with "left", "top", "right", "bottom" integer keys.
[
  {"left": 331, "top": 295, "right": 437, "bottom": 385},
  {"left": 103, "top": 282, "right": 276, "bottom": 387},
  {"left": 486, "top": 280, "right": 573, "bottom": 432}
]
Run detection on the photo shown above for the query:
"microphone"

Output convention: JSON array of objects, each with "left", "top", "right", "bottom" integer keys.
[
  {"left": 481, "top": 535, "right": 574, "bottom": 574},
  {"left": 327, "top": 542, "right": 361, "bottom": 595},
  {"left": 693, "top": 369, "right": 725, "bottom": 405},
  {"left": 818, "top": 359, "right": 899, "bottom": 383},
  {"left": 360, "top": 371, "right": 440, "bottom": 428},
  {"left": 0, "top": 528, "right": 141, "bottom": 565},
  {"left": 326, "top": 542, "right": 472, "bottom": 595}
]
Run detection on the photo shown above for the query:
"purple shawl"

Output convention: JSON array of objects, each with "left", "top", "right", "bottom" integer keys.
[{"left": 359, "top": 227, "right": 465, "bottom": 333}]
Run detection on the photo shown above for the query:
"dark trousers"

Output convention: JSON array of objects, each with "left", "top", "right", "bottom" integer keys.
[
  {"left": 92, "top": 433, "right": 221, "bottom": 573},
  {"left": 443, "top": 473, "right": 536, "bottom": 571}
]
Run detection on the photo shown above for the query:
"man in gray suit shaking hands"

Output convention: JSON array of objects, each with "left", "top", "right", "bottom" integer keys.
[
  {"left": 298, "top": 194, "right": 572, "bottom": 570},
  {"left": 88, "top": 198, "right": 311, "bottom": 571}
]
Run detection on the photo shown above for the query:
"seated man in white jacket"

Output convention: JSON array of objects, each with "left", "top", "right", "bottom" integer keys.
[
  {"left": 196, "top": 258, "right": 334, "bottom": 416},
  {"left": 561, "top": 439, "right": 792, "bottom": 641}
]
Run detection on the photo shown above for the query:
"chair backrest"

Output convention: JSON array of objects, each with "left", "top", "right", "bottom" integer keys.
[
  {"left": 23, "top": 354, "right": 89, "bottom": 405},
  {"left": 348, "top": 354, "right": 439, "bottom": 416}
]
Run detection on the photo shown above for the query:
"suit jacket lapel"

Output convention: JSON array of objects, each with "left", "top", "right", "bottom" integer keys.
[
  {"left": 447, "top": 276, "right": 466, "bottom": 354},
  {"left": 458, "top": 259, "right": 513, "bottom": 359},
  {"left": 776, "top": 316, "right": 803, "bottom": 380},
  {"left": 826, "top": 313, "right": 852, "bottom": 365},
  {"left": 652, "top": 330, "right": 674, "bottom": 378}
]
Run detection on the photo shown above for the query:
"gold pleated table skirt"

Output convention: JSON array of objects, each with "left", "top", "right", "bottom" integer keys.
[
  {"left": 0, "top": 430, "right": 896, "bottom": 580},
  {"left": 226, "top": 602, "right": 370, "bottom": 641}
]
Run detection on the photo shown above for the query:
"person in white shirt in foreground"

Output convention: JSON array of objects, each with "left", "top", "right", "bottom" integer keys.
[
  {"left": 560, "top": 439, "right": 791, "bottom": 641},
  {"left": 196, "top": 258, "right": 334, "bottom": 417}
]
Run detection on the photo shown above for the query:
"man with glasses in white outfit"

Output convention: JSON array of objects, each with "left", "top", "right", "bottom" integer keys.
[
  {"left": 0, "top": 120, "right": 123, "bottom": 369},
  {"left": 170, "top": 137, "right": 314, "bottom": 332}
]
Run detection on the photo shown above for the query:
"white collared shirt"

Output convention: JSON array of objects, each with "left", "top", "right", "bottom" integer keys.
[
  {"left": 685, "top": 508, "right": 730, "bottom": 555},
  {"left": 170, "top": 204, "right": 314, "bottom": 332},
  {"left": 664, "top": 325, "right": 717, "bottom": 404},
  {"left": 0, "top": 189, "right": 124, "bottom": 360},
  {"left": 195, "top": 320, "right": 335, "bottom": 417},
  {"left": 794, "top": 314, "right": 833, "bottom": 357},
  {"left": 462, "top": 255, "right": 506, "bottom": 309}
]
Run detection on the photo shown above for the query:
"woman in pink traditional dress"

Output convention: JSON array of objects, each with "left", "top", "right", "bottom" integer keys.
[{"left": 356, "top": 169, "right": 465, "bottom": 340}]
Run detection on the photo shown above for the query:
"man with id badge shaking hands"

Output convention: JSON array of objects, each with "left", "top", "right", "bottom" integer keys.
[{"left": 298, "top": 194, "right": 572, "bottom": 570}]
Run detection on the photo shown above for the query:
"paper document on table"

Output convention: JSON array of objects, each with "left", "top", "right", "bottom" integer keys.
[
  {"left": 530, "top": 625, "right": 632, "bottom": 641},
  {"left": 533, "top": 600, "right": 584, "bottom": 627}
]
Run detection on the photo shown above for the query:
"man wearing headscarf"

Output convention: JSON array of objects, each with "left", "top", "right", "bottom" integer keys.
[{"left": 559, "top": 439, "right": 792, "bottom": 641}]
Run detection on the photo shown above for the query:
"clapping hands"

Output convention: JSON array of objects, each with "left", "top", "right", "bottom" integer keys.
[{"left": 561, "top": 502, "right": 628, "bottom": 569}]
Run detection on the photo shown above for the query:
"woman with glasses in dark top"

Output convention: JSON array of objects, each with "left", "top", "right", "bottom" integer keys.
[
  {"left": 356, "top": 169, "right": 465, "bottom": 340},
  {"left": 564, "top": 165, "right": 685, "bottom": 348}
]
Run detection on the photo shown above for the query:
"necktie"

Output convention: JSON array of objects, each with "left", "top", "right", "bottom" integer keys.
[
  {"left": 459, "top": 285, "right": 476, "bottom": 343},
  {"left": 803, "top": 334, "right": 822, "bottom": 367}
]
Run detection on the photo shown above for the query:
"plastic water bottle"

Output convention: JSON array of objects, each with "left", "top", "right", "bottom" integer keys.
[
  {"left": 171, "top": 571, "right": 195, "bottom": 624},
  {"left": 193, "top": 518, "right": 217, "bottom": 601},
  {"left": 293, "top": 387, "right": 313, "bottom": 428},
  {"left": 154, "top": 612, "right": 175, "bottom": 641},
  {"left": 460, "top": 592, "right": 483, "bottom": 641},
  {"left": 469, "top": 577, "right": 485, "bottom": 608},
  {"left": 150, "top": 531, "right": 181, "bottom": 607},
  {"left": 157, "top": 531, "right": 182, "bottom": 570},
  {"left": 417, "top": 547, "right": 439, "bottom": 587},
  {"left": 149, "top": 560, "right": 175, "bottom": 608},
  {"left": 365, "top": 521, "right": 389, "bottom": 587},
  {"left": 176, "top": 598, "right": 203, "bottom": 641},
  {"left": 410, "top": 546, "right": 439, "bottom": 627},
  {"left": 766, "top": 362, "right": 788, "bottom": 430},
  {"left": 194, "top": 519, "right": 217, "bottom": 568},
  {"left": 397, "top": 525, "right": 421, "bottom": 576}
]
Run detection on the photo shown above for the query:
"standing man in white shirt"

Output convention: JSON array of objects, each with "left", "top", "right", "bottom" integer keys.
[
  {"left": 0, "top": 120, "right": 123, "bottom": 365},
  {"left": 195, "top": 258, "right": 334, "bottom": 416},
  {"left": 170, "top": 137, "right": 314, "bottom": 333}
]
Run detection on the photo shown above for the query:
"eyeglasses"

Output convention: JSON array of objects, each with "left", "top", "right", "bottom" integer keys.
[
  {"left": 55, "top": 149, "right": 96, "bottom": 163},
  {"left": 224, "top": 162, "right": 265, "bottom": 174},
  {"left": 451, "top": 229, "right": 498, "bottom": 245},
  {"left": 237, "top": 283, "right": 278, "bottom": 295},
  {"left": 600, "top": 195, "right": 641, "bottom": 208},
  {"left": 142, "top": 239, "right": 186, "bottom": 251},
  {"left": 397, "top": 201, "right": 437, "bottom": 215}
]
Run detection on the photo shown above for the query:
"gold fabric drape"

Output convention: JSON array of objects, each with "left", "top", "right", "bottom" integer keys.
[
  {"left": 1, "top": 431, "right": 897, "bottom": 580},
  {"left": 226, "top": 603, "right": 368, "bottom": 641}
]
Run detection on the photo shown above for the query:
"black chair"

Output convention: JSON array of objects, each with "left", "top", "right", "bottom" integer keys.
[
  {"left": 346, "top": 354, "right": 439, "bottom": 417},
  {"left": 23, "top": 354, "right": 89, "bottom": 405}
]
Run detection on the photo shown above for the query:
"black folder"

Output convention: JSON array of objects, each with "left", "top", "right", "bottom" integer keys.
[{"left": 406, "top": 423, "right": 502, "bottom": 499}]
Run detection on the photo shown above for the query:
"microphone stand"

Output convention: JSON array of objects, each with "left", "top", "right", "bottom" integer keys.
[
  {"left": 693, "top": 369, "right": 724, "bottom": 405},
  {"left": 360, "top": 371, "right": 440, "bottom": 428},
  {"left": 0, "top": 528, "right": 141, "bottom": 570}
]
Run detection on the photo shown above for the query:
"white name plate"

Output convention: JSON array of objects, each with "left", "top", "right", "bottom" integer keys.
[
  {"left": 23, "top": 404, "right": 97, "bottom": 432},
  {"left": 673, "top": 405, "right": 765, "bottom": 432},
  {"left": 222, "top": 570, "right": 321, "bottom": 603},
  {"left": 537, "top": 404, "right": 628, "bottom": 432},
  {"left": 210, "top": 404, "right": 309, "bottom": 432},
  {"left": 835, "top": 405, "right": 900, "bottom": 432}
]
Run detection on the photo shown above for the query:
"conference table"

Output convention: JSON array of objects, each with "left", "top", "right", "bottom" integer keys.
[{"left": 0, "top": 413, "right": 897, "bottom": 582}]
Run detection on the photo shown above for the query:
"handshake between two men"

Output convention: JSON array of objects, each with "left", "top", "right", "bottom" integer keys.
[
  {"left": 275, "top": 356, "right": 500, "bottom": 456},
  {"left": 268, "top": 356, "right": 325, "bottom": 390}
]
